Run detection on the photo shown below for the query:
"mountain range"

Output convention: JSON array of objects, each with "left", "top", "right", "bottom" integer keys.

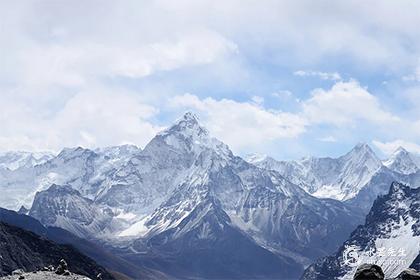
[
  {"left": 248, "top": 144, "right": 420, "bottom": 213},
  {"left": 0, "top": 112, "right": 419, "bottom": 279}
]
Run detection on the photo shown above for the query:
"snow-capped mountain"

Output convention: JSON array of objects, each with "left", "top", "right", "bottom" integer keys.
[
  {"left": 0, "top": 112, "right": 362, "bottom": 279},
  {"left": 29, "top": 184, "right": 121, "bottom": 239},
  {"left": 4, "top": 112, "right": 418, "bottom": 279},
  {"left": 302, "top": 182, "right": 420, "bottom": 280},
  {"left": 122, "top": 114, "right": 363, "bottom": 276},
  {"left": 0, "top": 151, "right": 54, "bottom": 171},
  {"left": 0, "top": 144, "right": 141, "bottom": 211},
  {"left": 249, "top": 143, "right": 383, "bottom": 201},
  {"left": 383, "top": 147, "right": 419, "bottom": 175}
]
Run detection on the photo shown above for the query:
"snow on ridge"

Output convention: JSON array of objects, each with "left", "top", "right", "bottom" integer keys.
[
  {"left": 340, "top": 217, "right": 420, "bottom": 279},
  {"left": 0, "top": 151, "right": 55, "bottom": 171},
  {"left": 383, "top": 146, "right": 419, "bottom": 175}
]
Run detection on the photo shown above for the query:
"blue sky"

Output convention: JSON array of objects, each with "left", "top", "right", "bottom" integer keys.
[{"left": 1, "top": 0, "right": 420, "bottom": 160}]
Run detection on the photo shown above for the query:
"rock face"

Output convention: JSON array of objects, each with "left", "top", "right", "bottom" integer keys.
[
  {"left": 349, "top": 264, "right": 420, "bottom": 280},
  {"left": 0, "top": 208, "right": 163, "bottom": 280},
  {"left": 353, "top": 264, "right": 384, "bottom": 280},
  {"left": 302, "top": 182, "right": 420, "bottom": 280},
  {"left": 394, "top": 268, "right": 420, "bottom": 280},
  {"left": 0, "top": 222, "right": 113, "bottom": 279},
  {"left": 29, "top": 185, "right": 116, "bottom": 239}
]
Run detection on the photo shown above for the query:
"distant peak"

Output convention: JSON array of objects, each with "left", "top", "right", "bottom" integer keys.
[
  {"left": 354, "top": 142, "right": 370, "bottom": 150},
  {"left": 347, "top": 142, "right": 376, "bottom": 157},
  {"left": 394, "top": 146, "right": 408, "bottom": 154},
  {"left": 57, "top": 146, "right": 95, "bottom": 158}
]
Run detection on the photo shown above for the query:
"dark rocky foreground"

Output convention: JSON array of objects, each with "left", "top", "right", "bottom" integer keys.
[
  {"left": 353, "top": 264, "right": 420, "bottom": 280},
  {"left": 0, "top": 222, "right": 113, "bottom": 279},
  {"left": 0, "top": 271, "right": 91, "bottom": 279}
]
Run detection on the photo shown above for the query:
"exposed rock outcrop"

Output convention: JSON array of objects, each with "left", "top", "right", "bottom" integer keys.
[
  {"left": 0, "top": 222, "right": 113, "bottom": 279},
  {"left": 353, "top": 264, "right": 384, "bottom": 280}
]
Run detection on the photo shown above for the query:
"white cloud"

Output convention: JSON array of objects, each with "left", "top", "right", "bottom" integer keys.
[
  {"left": 373, "top": 140, "right": 420, "bottom": 155},
  {"left": 0, "top": 87, "right": 162, "bottom": 152},
  {"left": 170, "top": 94, "right": 306, "bottom": 152},
  {"left": 302, "top": 80, "right": 399, "bottom": 125},
  {"left": 1, "top": 1, "right": 420, "bottom": 155},
  {"left": 294, "top": 70, "right": 342, "bottom": 81},
  {"left": 10, "top": 30, "right": 237, "bottom": 87}
]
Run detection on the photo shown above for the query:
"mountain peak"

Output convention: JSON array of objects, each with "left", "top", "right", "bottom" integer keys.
[
  {"left": 181, "top": 111, "right": 200, "bottom": 123},
  {"left": 150, "top": 112, "right": 232, "bottom": 160},
  {"left": 57, "top": 146, "right": 95, "bottom": 158},
  {"left": 42, "top": 184, "right": 81, "bottom": 196},
  {"left": 343, "top": 143, "right": 379, "bottom": 163},
  {"left": 394, "top": 146, "right": 408, "bottom": 154},
  {"left": 353, "top": 142, "right": 372, "bottom": 152},
  {"left": 159, "top": 111, "right": 207, "bottom": 137},
  {"left": 383, "top": 146, "right": 418, "bottom": 174}
]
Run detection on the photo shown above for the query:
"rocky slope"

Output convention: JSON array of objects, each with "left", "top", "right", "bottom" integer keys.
[
  {"left": 301, "top": 182, "right": 420, "bottom": 280},
  {"left": 0, "top": 222, "right": 113, "bottom": 279},
  {"left": 29, "top": 185, "right": 118, "bottom": 239},
  {"left": 0, "top": 208, "right": 163, "bottom": 280}
]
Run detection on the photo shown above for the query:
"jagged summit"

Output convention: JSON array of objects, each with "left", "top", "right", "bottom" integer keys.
[
  {"left": 354, "top": 142, "right": 371, "bottom": 149},
  {"left": 158, "top": 111, "right": 208, "bottom": 137},
  {"left": 56, "top": 146, "right": 96, "bottom": 161},
  {"left": 383, "top": 146, "right": 419, "bottom": 175},
  {"left": 180, "top": 111, "right": 200, "bottom": 123},
  {"left": 395, "top": 146, "right": 408, "bottom": 153},
  {"left": 150, "top": 112, "right": 232, "bottom": 160},
  {"left": 250, "top": 142, "right": 383, "bottom": 201},
  {"left": 344, "top": 142, "right": 379, "bottom": 160}
]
